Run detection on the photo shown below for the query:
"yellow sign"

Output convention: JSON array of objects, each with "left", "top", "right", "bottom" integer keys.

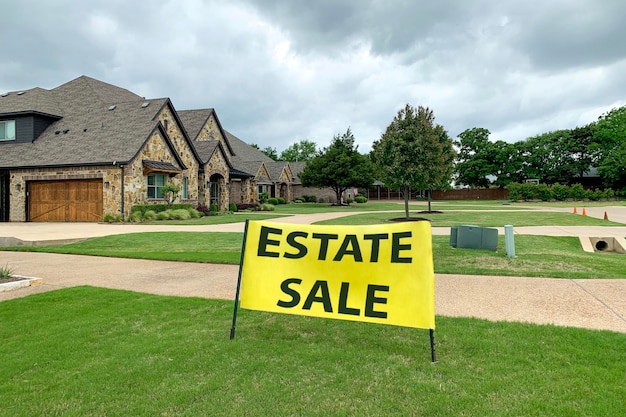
[{"left": 238, "top": 220, "right": 435, "bottom": 329}]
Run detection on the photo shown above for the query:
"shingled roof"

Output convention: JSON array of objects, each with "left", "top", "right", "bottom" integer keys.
[{"left": 0, "top": 76, "right": 177, "bottom": 169}]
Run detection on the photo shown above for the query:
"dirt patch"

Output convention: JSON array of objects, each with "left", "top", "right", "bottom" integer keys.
[
  {"left": 417, "top": 210, "right": 444, "bottom": 214},
  {"left": 389, "top": 217, "right": 431, "bottom": 222},
  {"left": 0, "top": 276, "right": 26, "bottom": 284}
]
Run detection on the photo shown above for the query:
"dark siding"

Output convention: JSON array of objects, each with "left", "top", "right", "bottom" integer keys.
[
  {"left": 14, "top": 117, "right": 34, "bottom": 143},
  {"left": 33, "top": 115, "right": 54, "bottom": 139},
  {"left": 0, "top": 115, "right": 56, "bottom": 143}
]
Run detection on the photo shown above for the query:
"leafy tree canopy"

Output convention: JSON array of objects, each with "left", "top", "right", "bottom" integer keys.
[
  {"left": 372, "top": 104, "right": 455, "bottom": 216},
  {"left": 279, "top": 139, "right": 318, "bottom": 162},
  {"left": 299, "top": 128, "right": 375, "bottom": 205},
  {"left": 454, "top": 127, "right": 495, "bottom": 188}
]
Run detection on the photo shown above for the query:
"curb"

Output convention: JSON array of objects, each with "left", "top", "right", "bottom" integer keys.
[{"left": 0, "top": 275, "right": 43, "bottom": 292}]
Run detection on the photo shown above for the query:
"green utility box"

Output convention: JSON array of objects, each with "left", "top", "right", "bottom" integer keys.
[
  {"left": 450, "top": 225, "right": 498, "bottom": 252},
  {"left": 449, "top": 226, "right": 458, "bottom": 247}
]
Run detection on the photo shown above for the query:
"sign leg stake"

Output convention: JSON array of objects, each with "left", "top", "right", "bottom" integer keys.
[
  {"left": 230, "top": 220, "right": 250, "bottom": 340},
  {"left": 429, "top": 329, "right": 437, "bottom": 363}
]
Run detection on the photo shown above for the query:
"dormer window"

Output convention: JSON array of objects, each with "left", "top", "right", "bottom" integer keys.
[{"left": 0, "top": 120, "right": 16, "bottom": 141}]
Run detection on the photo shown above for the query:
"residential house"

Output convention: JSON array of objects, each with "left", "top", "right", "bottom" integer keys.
[{"left": 0, "top": 75, "right": 297, "bottom": 222}]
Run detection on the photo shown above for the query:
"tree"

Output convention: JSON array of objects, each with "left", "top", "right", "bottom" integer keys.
[
  {"left": 592, "top": 105, "right": 626, "bottom": 187},
  {"left": 454, "top": 127, "right": 495, "bottom": 187},
  {"left": 250, "top": 143, "right": 279, "bottom": 160},
  {"left": 279, "top": 139, "right": 318, "bottom": 162},
  {"left": 261, "top": 146, "right": 279, "bottom": 161},
  {"left": 299, "top": 128, "right": 375, "bottom": 205},
  {"left": 371, "top": 104, "right": 455, "bottom": 217},
  {"left": 160, "top": 183, "right": 180, "bottom": 208},
  {"left": 491, "top": 140, "right": 525, "bottom": 187}
]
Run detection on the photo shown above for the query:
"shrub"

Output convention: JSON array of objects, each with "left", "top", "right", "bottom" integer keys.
[
  {"left": 236, "top": 203, "right": 259, "bottom": 211},
  {"left": 318, "top": 197, "right": 326, "bottom": 203},
  {"left": 195, "top": 204, "right": 210, "bottom": 216},
  {"left": 536, "top": 184, "right": 553, "bottom": 201},
  {"left": 602, "top": 188, "right": 615, "bottom": 200},
  {"left": 589, "top": 189, "right": 603, "bottom": 201},
  {"left": 168, "top": 209, "right": 191, "bottom": 220},
  {"left": 355, "top": 196, "right": 368, "bottom": 203},
  {"left": 520, "top": 182, "right": 536, "bottom": 200},
  {"left": 346, "top": 198, "right": 354, "bottom": 204},
  {"left": 132, "top": 204, "right": 194, "bottom": 216},
  {"left": 143, "top": 210, "right": 156, "bottom": 221},
  {"left": 210, "top": 204, "right": 218, "bottom": 213},
  {"left": 277, "top": 197, "right": 286, "bottom": 204},
  {"left": 552, "top": 183, "right": 570, "bottom": 201},
  {"left": 103, "top": 213, "right": 115, "bottom": 223},
  {"left": 569, "top": 183, "right": 587, "bottom": 200},
  {"left": 0, "top": 263, "right": 14, "bottom": 279},
  {"left": 507, "top": 183, "right": 522, "bottom": 201},
  {"left": 229, "top": 202, "right": 238, "bottom": 212},
  {"left": 268, "top": 197, "right": 279, "bottom": 205},
  {"left": 156, "top": 211, "right": 171, "bottom": 220},
  {"left": 259, "top": 192, "right": 269, "bottom": 204},
  {"left": 188, "top": 208, "right": 201, "bottom": 218},
  {"left": 128, "top": 211, "right": 143, "bottom": 223},
  {"left": 302, "top": 194, "right": 317, "bottom": 203},
  {"left": 294, "top": 198, "right": 304, "bottom": 203},
  {"left": 260, "top": 203, "right": 275, "bottom": 211}
]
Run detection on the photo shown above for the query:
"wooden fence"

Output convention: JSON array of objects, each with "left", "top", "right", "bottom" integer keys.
[{"left": 366, "top": 187, "right": 509, "bottom": 201}]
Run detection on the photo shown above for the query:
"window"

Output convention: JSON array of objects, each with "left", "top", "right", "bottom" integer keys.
[
  {"left": 147, "top": 174, "right": 166, "bottom": 198},
  {"left": 182, "top": 177, "right": 188, "bottom": 199},
  {"left": 0, "top": 120, "right": 16, "bottom": 141}
]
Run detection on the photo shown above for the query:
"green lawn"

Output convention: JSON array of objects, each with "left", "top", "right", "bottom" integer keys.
[
  {"left": 271, "top": 201, "right": 530, "bottom": 214},
  {"left": 1, "top": 287, "right": 624, "bottom": 417},
  {"left": 316, "top": 210, "right": 623, "bottom": 227},
  {"left": 5, "top": 232, "right": 625, "bottom": 278}
]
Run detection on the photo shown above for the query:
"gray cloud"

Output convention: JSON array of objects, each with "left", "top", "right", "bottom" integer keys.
[{"left": 2, "top": 0, "right": 625, "bottom": 153}]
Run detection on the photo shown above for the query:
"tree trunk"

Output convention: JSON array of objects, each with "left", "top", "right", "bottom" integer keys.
[
  {"left": 335, "top": 188, "right": 342, "bottom": 205},
  {"left": 404, "top": 186, "right": 410, "bottom": 218},
  {"left": 427, "top": 189, "right": 432, "bottom": 212}
]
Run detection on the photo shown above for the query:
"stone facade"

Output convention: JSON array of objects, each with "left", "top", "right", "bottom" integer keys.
[
  {"left": 195, "top": 114, "right": 224, "bottom": 144},
  {"left": 155, "top": 106, "right": 199, "bottom": 201},
  {"left": 8, "top": 165, "right": 118, "bottom": 221}
]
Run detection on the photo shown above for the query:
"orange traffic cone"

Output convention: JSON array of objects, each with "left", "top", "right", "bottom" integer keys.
[
  {"left": 582, "top": 208, "right": 587, "bottom": 216},
  {"left": 604, "top": 211, "right": 609, "bottom": 221},
  {"left": 573, "top": 206, "right": 577, "bottom": 214}
]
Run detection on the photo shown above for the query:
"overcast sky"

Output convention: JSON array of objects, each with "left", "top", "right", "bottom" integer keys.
[{"left": 2, "top": 0, "right": 625, "bottom": 153}]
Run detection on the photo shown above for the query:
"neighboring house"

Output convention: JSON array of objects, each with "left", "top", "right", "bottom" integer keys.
[
  {"left": 0, "top": 75, "right": 297, "bottom": 222},
  {"left": 225, "top": 131, "right": 297, "bottom": 201},
  {"left": 290, "top": 161, "right": 338, "bottom": 203}
]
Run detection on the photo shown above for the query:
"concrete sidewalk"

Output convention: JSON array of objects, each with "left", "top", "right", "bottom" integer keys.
[{"left": 1, "top": 251, "right": 625, "bottom": 333}]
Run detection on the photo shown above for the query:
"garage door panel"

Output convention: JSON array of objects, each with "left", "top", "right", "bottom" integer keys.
[{"left": 29, "top": 180, "right": 103, "bottom": 222}]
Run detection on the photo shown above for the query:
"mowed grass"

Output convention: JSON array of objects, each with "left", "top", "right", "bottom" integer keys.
[
  {"left": 271, "top": 201, "right": 530, "bottom": 214},
  {"left": 1, "top": 287, "right": 624, "bottom": 417},
  {"left": 4, "top": 231, "right": 625, "bottom": 278},
  {"left": 316, "top": 210, "right": 623, "bottom": 227},
  {"left": 6, "top": 232, "right": 245, "bottom": 264}
]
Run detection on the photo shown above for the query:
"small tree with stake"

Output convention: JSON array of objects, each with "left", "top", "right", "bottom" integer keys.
[
  {"left": 372, "top": 104, "right": 455, "bottom": 218},
  {"left": 160, "top": 182, "right": 180, "bottom": 208}
]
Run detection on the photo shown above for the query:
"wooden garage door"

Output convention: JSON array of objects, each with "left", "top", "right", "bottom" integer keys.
[{"left": 29, "top": 180, "right": 103, "bottom": 222}]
